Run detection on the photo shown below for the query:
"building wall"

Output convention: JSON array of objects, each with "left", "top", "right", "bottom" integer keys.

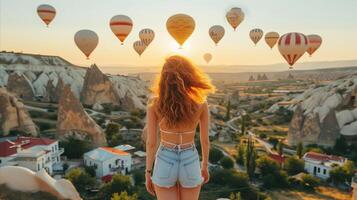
[
  {"left": 84, "top": 154, "right": 132, "bottom": 178},
  {"left": 304, "top": 161, "right": 330, "bottom": 180}
]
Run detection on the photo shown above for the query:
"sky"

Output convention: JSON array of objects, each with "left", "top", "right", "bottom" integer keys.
[{"left": 1, "top": 0, "right": 357, "bottom": 71}]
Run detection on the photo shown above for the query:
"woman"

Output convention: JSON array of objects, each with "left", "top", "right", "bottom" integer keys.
[{"left": 145, "top": 55, "right": 215, "bottom": 200}]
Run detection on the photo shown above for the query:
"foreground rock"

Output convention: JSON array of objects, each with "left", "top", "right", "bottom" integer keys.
[
  {"left": 0, "top": 166, "right": 81, "bottom": 200},
  {"left": 57, "top": 84, "right": 106, "bottom": 147},
  {"left": 0, "top": 88, "right": 37, "bottom": 136}
]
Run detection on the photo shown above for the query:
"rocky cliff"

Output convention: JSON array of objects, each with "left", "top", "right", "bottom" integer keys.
[
  {"left": 7, "top": 73, "right": 35, "bottom": 100},
  {"left": 57, "top": 84, "right": 106, "bottom": 147},
  {"left": 0, "top": 88, "right": 37, "bottom": 136}
]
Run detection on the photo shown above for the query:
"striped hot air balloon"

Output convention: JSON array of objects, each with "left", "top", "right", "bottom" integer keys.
[
  {"left": 209, "top": 25, "right": 225, "bottom": 45},
  {"left": 37, "top": 4, "right": 56, "bottom": 27},
  {"left": 265, "top": 32, "right": 280, "bottom": 49},
  {"left": 306, "top": 34, "right": 322, "bottom": 56},
  {"left": 110, "top": 15, "right": 133, "bottom": 45},
  {"left": 139, "top": 29, "right": 155, "bottom": 46},
  {"left": 133, "top": 40, "right": 147, "bottom": 56},
  {"left": 250, "top": 29, "right": 264, "bottom": 45},
  {"left": 278, "top": 32, "right": 309, "bottom": 68}
]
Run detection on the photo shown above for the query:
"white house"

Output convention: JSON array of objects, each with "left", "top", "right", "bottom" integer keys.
[
  {"left": 0, "top": 137, "right": 63, "bottom": 175},
  {"left": 84, "top": 147, "right": 132, "bottom": 178},
  {"left": 303, "top": 152, "right": 347, "bottom": 180}
]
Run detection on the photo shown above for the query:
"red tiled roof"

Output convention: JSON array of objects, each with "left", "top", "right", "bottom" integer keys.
[
  {"left": 304, "top": 152, "right": 346, "bottom": 163},
  {"left": 0, "top": 137, "right": 55, "bottom": 157},
  {"left": 100, "top": 147, "right": 129, "bottom": 156},
  {"left": 269, "top": 153, "right": 285, "bottom": 165},
  {"left": 101, "top": 174, "right": 113, "bottom": 183}
]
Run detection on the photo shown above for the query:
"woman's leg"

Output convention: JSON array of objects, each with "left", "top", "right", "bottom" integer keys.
[
  {"left": 179, "top": 185, "right": 201, "bottom": 200},
  {"left": 154, "top": 184, "right": 179, "bottom": 200}
]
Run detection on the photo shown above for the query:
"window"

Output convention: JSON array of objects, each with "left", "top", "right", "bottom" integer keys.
[
  {"left": 38, "top": 164, "right": 40, "bottom": 170},
  {"left": 109, "top": 164, "right": 112, "bottom": 169},
  {"left": 323, "top": 169, "right": 326, "bottom": 175},
  {"left": 0, "top": 159, "right": 2, "bottom": 164},
  {"left": 317, "top": 167, "right": 320, "bottom": 173}
]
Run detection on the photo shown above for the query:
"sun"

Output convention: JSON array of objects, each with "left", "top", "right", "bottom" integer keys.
[{"left": 168, "top": 41, "right": 192, "bottom": 56}]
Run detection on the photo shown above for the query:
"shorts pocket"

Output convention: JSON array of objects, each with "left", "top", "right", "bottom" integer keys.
[
  {"left": 155, "top": 155, "right": 174, "bottom": 179},
  {"left": 183, "top": 155, "right": 201, "bottom": 180}
]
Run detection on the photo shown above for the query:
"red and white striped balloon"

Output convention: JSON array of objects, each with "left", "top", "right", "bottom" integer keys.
[
  {"left": 37, "top": 4, "right": 56, "bottom": 27},
  {"left": 278, "top": 32, "right": 308, "bottom": 68},
  {"left": 110, "top": 15, "right": 133, "bottom": 45},
  {"left": 306, "top": 34, "right": 322, "bottom": 56}
]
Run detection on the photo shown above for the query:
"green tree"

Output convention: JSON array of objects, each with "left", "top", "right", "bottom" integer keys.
[
  {"left": 245, "top": 137, "right": 256, "bottom": 180},
  {"left": 296, "top": 142, "right": 303, "bottom": 159},
  {"left": 220, "top": 156, "right": 234, "bottom": 169},
  {"left": 277, "top": 140, "right": 284, "bottom": 156},
  {"left": 235, "top": 145, "right": 245, "bottom": 166},
  {"left": 230, "top": 192, "right": 241, "bottom": 200},
  {"left": 84, "top": 165, "right": 96, "bottom": 177},
  {"left": 106, "top": 123, "right": 121, "bottom": 147},
  {"left": 60, "top": 136, "right": 91, "bottom": 159},
  {"left": 241, "top": 115, "right": 246, "bottom": 135},
  {"left": 99, "top": 173, "right": 134, "bottom": 200},
  {"left": 284, "top": 157, "right": 305, "bottom": 176},
  {"left": 132, "top": 169, "right": 145, "bottom": 185},
  {"left": 333, "top": 137, "right": 348, "bottom": 155},
  {"left": 329, "top": 161, "right": 355, "bottom": 185},
  {"left": 209, "top": 148, "right": 224, "bottom": 164},
  {"left": 301, "top": 174, "right": 320, "bottom": 190},
  {"left": 256, "top": 156, "right": 289, "bottom": 188},
  {"left": 65, "top": 168, "right": 95, "bottom": 193},
  {"left": 225, "top": 100, "right": 231, "bottom": 121},
  {"left": 111, "top": 191, "right": 138, "bottom": 200}
]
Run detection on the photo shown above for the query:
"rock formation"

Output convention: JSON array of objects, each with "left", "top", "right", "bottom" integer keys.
[
  {"left": 43, "top": 80, "right": 56, "bottom": 102},
  {"left": 80, "top": 64, "right": 120, "bottom": 106},
  {"left": 287, "top": 73, "right": 294, "bottom": 80},
  {"left": 57, "top": 84, "right": 106, "bottom": 147},
  {"left": 225, "top": 90, "right": 239, "bottom": 106},
  {"left": 0, "top": 88, "right": 37, "bottom": 136},
  {"left": 248, "top": 75, "right": 255, "bottom": 81},
  {"left": 7, "top": 73, "right": 35, "bottom": 100}
]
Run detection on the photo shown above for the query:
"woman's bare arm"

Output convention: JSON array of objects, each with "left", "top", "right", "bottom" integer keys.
[
  {"left": 146, "top": 105, "right": 158, "bottom": 172},
  {"left": 199, "top": 102, "right": 210, "bottom": 167}
]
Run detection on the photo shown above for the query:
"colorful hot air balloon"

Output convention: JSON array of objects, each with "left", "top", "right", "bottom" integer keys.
[
  {"left": 74, "top": 30, "right": 99, "bottom": 59},
  {"left": 110, "top": 15, "right": 133, "bottom": 45},
  {"left": 133, "top": 40, "right": 147, "bottom": 56},
  {"left": 166, "top": 14, "right": 195, "bottom": 47},
  {"left": 250, "top": 29, "right": 264, "bottom": 45},
  {"left": 203, "top": 53, "right": 212, "bottom": 64},
  {"left": 37, "top": 4, "right": 56, "bottom": 27},
  {"left": 265, "top": 32, "right": 280, "bottom": 49},
  {"left": 139, "top": 28, "right": 155, "bottom": 46},
  {"left": 278, "top": 32, "right": 309, "bottom": 69},
  {"left": 226, "top": 7, "right": 245, "bottom": 31},
  {"left": 306, "top": 34, "right": 322, "bottom": 56},
  {"left": 209, "top": 25, "right": 225, "bottom": 45}
]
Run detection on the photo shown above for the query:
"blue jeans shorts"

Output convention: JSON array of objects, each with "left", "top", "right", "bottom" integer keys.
[{"left": 151, "top": 144, "right": 204, "bottom": 188}]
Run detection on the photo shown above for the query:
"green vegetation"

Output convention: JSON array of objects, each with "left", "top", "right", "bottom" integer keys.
[
  {"left": 328, "top": 161, "right": 355, "bottom": 186},
  {"left": 245, "top": 137, "right": 256, "bottom": 180},
  {"left": 65, "top": 168, "right": 95, "bottom": 194},
  {"left": 235, "top": 145, "right": 245, "bottom": 166},
  {"left": 284, "top": 157, "right": 305, "bottom": 176},
  {"left": 111, "top": 192, "right": 138, "bottom": 200},
  {"left": 105, "top": 123, "right": 123, "bottom": 147},
  {"left": 60, "top": 136, "right": 91, "bottom": 159},
  {"left": 209, "top": 147, "right": 224, "bottom": 164},
  {"left": 220, "top": 156, "right": 234, "bottom": 169},
  {"left": 99, "top": 174, "right": 134, "bottom": 200},
  {"left": 256, "top": 156, "right": 289, "bottom": 189}
]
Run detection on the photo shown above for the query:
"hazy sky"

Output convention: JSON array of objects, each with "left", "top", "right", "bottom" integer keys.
[{"left": 1, "top": 0, "right": 357, "bottom": 70}]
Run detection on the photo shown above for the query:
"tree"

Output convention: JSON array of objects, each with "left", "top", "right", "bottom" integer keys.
[
  {"left": 60, "top": 136, "right": 91, "bottom": 159},
  {"left": 284, "top": 157, "right": 305, "bottom": 176},
  {"left": 132, "top": 169, "right": 145, "bottom": 185},
  {"left": 296, "top": 142, "right": 303, "bottom": 159},
  {"left": 333, "top": 137, "right": 348, "bottom": 155},
  {"left": 235, "top": 145, "right": 245, "bottom": 166},
  {"left": 84, "top": 165, "right": 96, "bottom": 177},
  {"left": 245, "top": 137, "right": 256, "bottom": 180},
  {"left": 329, "top": 161, "right": 355, "bottom": 185},
  {"left": 225, "top": 100, "right": 231, "bottom": 121},
  {"left": 301, "top": 174, "right": 320, "bottom": 190},
  {"left": 106, "top": 123, "right": 122, "bottom": 147},
  {"left": 209, "top": 148, "right": 224, "bottom": 164},
  {"left": 230, "top": 192, "right": 241, "bottom": 200},
  {"left": 241, "top": 115, "right": 246, "bottom": 135},
  {"left": 65, "top": 168, "right": 95, "bottom": 193},
  {"left": 277, "top": 140, "right": 284, "bottom": 156},
  {"left": 220, "top": 156, "right": 234, "bottom": 169},
  {"left": 257, "top": 156, "right": 289, "bottom": 188},
  {"left": 111, "top": 191, "right": 138, "bottom": 200},
  {"left": 99, "top": 173, "right": 134, "bottom": 200}
]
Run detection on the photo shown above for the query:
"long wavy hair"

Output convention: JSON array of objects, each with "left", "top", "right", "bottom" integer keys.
[{"left": 151, "top": 56, "right": 215, "bottom": 127}]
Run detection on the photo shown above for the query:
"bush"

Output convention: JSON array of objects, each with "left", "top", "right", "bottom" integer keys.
[
  {"left": 209, "top": 148, "right": 224, "bottom": 164},
  {"left": 132, "top": 169, "right": 145, "bottom": 185},
  {"left": 84, "top": 165, "right": 96, "bottom": 177},
  {"left": 220, "top": 156, "right": 234, "bottom": 169},
  {"left": 99, "top": 173, "right": 134, "bottom": 200},
  {"left": 284, "top": 157, "right": 305, "bottom": 176},
  {"left": 257, "top": 156, "right": 289, "bottom": 189},
  {"left": 301, "top": 174, "right": 320, "bottom": 190},
  {"left": 60, "top": 136, "right": 91, "bottom": 159},
  {"left": 65, "top": 168, "right": 95, "bottom": 193}
]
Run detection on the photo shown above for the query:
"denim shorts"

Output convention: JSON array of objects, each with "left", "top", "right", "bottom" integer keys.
[{"left": 151, "top": 144, "right": 204, "bottom": 188}]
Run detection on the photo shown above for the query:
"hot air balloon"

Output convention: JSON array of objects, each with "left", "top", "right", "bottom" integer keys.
[
  {"left": 203, "top": 53, "right": 212, "bottom": 64},
  {"left": 226, "top": 7, "right": 245, "bottom": 31},
  {"left": 110, "top": 15, "right": 133, "bottom": 45},
  {"left": 74, "top": 30, "right": 99, "bottom": 59},
  {"left": 265, "top": 32, "right": 280, "bottom": 49},
  {"left": 209, "top": 25, "right": 225, "bottom": 45},
  {"left": 166, "top": 14, "right": 195, "bottom": 47},
  {"left": 133, "top": 40, "right": 147, "bottom": 56},
  {"left": 250, "top": 29, "right": 264, "bottom": 45},
  {"left": 278, "top": 32, "right": 308, "bottom": 69},
  {"left": 306, "top": 34, "right": 322, "bottom": 56},
  {"left": 139, "top": 28, "right": 155, "bottom": 46},
  {"left": 37, "top": 4, "right": 56, "bottom": 27}
]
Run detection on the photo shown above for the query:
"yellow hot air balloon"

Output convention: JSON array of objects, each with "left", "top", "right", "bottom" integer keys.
[
  {"left": 37, "top": 4, "right": 56, "bottom": 27},
  {"left": 133, "top": 40, "right": 147, "bottom": 56},
  {"left": 166, "top": 14, "right": 195, "bottom": 47},
  {"left": 203, "top": 53, "right": 212, "bottom": 64},
  {"left": 250, "top": 29, "right": 264, "bottom": 45},
  {"left": 265, "top": 32, "right": 280, "bottom": 49},
  {"left": 306, "top": 34, "right": 322, "bottom": 56},
  {"left": 278, "top": 32, "right": 309, "bottom": 68},
  {"left": 209, "top": 25, "right": 225, "bottom": 45},
  {"left": 74, "top": 30, "right": 99, "bottom": 59},
  {"left": 139, "top": 28, "right": 155, "bottom": 46},
  {"left": 226, "top": 7, "right": 245, "bottom": 31},
  {"left": 110, "top": 15, "right": 133, "bottom": 45}
]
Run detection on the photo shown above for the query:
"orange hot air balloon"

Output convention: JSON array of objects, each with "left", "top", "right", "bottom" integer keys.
[
  {"left": 306, "top": 34, "right": 322, "bottom": 56},
  {"left": 37, "top": 4, "right": 56, "bottom": 27},
  {"left": 226, "top": 7, "right": 245, "bottom": 31},
  {"left": 110, "top": 15, "right": 133, "bottom": 45},
  {"left": 203, "top": 53, "right": 212, "bottom": 64},
  {"left": 278, "top": 32, "right": 309, "bottom": 68},
  {"left": 166, "top": 14, "right": 195, "bottom": 47},
  {"left": 74, "top": 30, "right": 99, "bottom": 59},
  {"left": 265, "top": 32, "right": 280, "bottom": 49},
  {"left": 209, "top": 25, "right": 225, "bottom": 45},
  {"left": 139, "top": 28, "right": 155, "bottom": 46},
  {"left": 250, "top": 29, "right": 264, "bottom": 45},
  {"left": 133, "top": 40, "right": 147, "bottom": 56}
]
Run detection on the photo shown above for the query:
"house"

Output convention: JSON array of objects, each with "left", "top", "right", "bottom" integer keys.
[
  {"left": 0, "top": 137, "right": 63, "bottom": 175},
  {"left": 303, "top": 152, "right": 347, "bottom": 180},
  {"left": 84, "top": 147, "right": 132, "bottom": 178},
  {"left": 115, "top": 144, "right": 146, "bottom": 170}
]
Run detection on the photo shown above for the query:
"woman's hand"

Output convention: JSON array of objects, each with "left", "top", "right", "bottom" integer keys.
[
  {"left": 201, "top": 165, "right": 210, "bottom": 184},
  {"left": 145, "top": 172, "right": 155, "bottom": 196}
]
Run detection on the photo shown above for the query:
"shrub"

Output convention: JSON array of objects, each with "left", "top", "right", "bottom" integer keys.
[
  {"left": 220, "top": 156, "right": 234, "bottom": 169},
  {"left": 209, "top": 148, "right": 224, "bottom": 164}
]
